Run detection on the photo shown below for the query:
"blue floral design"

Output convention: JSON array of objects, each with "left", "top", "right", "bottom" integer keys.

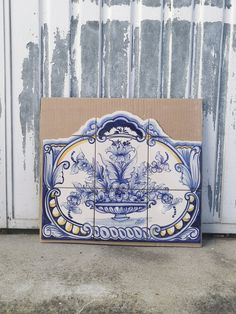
[
  {"left": 149, "top": 152, "right": 170, "bottom": 173},
  {"left": 108, "top": 183, "right": 129, "bottom": 202},
  {"left": 67, "top": 140, "right": 175, "bottom": 220},
  {"left": 96, "top": 139, "right": 140, "bottom": 190},
  {"left": 148, "top": 186, "right": 181, "bottom": 217},
  {"left": 160, "top": 192, "right": 182, "bottom": 217},
  {"left": 106, "top": 140, "right": 134, "bottom": 163},
  {"left": 130, "top": 162, "right": 148, "bottom": 190},
  {"left": 62, "top": 191, "right": 82, "bottom": 218},
  {"left": 71, "top": 151, "right": 94, "bottom": 175},
  {"left": 63, "top": 183, "right": 95, "bottom": 218}
]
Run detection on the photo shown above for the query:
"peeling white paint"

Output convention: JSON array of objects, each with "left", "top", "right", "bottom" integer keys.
[
  {"left": 0, "top": 8, "right": 7, "bottom": 226},
  {"left": 173, "top": 4, "right": 226, "bottom": 23},
  {"left": 220, "top": 3, "right": 236, "bottom": 224},
  {"left": 1, "top": 0, "right": 236, "bottom": 232},
  {"left": 57, "top": 2, "right": 232, "bottom": 25}
]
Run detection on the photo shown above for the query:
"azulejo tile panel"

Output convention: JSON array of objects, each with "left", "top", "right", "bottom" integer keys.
[
  {"left": 41, "top": 111, "right": 201, "bottom": 245},
  {"left": 148, "top": 189, "right": 201, "bottom": 243}
]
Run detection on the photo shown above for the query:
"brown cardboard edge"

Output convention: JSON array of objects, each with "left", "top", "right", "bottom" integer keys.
[
  {"left": 40, "top": 238, "right": 202, "bottom": 248},
  {"left": 40, "top": 98, "right": 203, "bottom": 142}
]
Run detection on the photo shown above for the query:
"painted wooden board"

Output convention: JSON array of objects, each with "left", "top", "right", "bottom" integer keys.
[{"left": 40, "top": 98, "right": 202, "bottom": 245}]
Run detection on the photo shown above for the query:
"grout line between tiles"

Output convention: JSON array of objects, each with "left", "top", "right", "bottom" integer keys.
[
  {"left": 147, "top": 119, "right": 150, "bottom": 231},
  {"left": 55, "top": 187, "right": 201, "bottom": 192},
  {"left": 93, "top": 118, "right": 98, "bottom": 235}
]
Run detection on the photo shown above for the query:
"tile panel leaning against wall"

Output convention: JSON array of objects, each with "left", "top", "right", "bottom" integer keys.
[{"left": 1, "top": 0, "right": 236, "bottom": 232}]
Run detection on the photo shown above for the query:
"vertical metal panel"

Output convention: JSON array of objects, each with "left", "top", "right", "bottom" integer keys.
[
  {"left": 79, "top": 1, "right": 100, "bottom": 97},
  {"left": 3, "top": 0, "right": 13, "bottom": 229},
  {"left": 191, "top": 2, "right": 226, "bottom": 224},
  {"left": 221, "top": 5, "right": 236, "bottom": 224},
  {"left": 133, "top": 1, "right": 162, "bottom": 98},
  {"left": 0, "top": 0, "right": 7, "bottom": 228},
  {"left": 1, "top": 0, "right": 236, "bottom": 232},
  {"left": 101, "top": 1, "right": 132, "bottom": 97},
  {"left": 40, "top": 0, "right": 71, "bottom": 98},
  {"left": 7, "top": 0, "right": 40, "bottom": 227}
]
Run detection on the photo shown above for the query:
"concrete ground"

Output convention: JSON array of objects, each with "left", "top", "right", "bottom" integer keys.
[{"left": 0, "top": 235, "right": 236, "bottom": 314}]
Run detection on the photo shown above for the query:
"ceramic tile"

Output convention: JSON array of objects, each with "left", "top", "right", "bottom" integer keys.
[
  {"left": 95, "top": 111, "right": 149, "bottom": 190},
  {"left": 41, "top": 187, "right": 95, "bottom": 241},
  {"left": 148, "top": 136, "right": 201, "bottom": 191},
  {"left": 94, "top": 189, "right": 148, "bottom": 241},
  {"left": 95, "top": 138, "right": 148, "bottom": 190},
  {"left": 45, "top": 136, "right": 96, "bottom": 189},
  {"left": 57, "top": 188, "right": 95, "bottom": 224},
  {"left": 147, "top": 189, "right": 201, "bottom": 243}
]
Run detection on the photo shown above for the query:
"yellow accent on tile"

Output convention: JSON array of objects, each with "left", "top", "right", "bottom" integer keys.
[
  {"left": 158, "top": 142, "right": 182, "bottom": 163},
  {"left": 175, "top": 145, "right": 193, "bottom": 149},
  {"left": 72, "top": 226, "right": 80, "bottom": 235},
  {"left": 65, "top": 222, "right": 72, "bottom": 232},
  {"left": 175, "top": 221, "right": 183, "bottom": 230},
  {"left": 58, "top": 217, "right": 66, "bottom": 225},
  {"left": 167, "top": 227, "right": 175, "bottom": 235},
  {"left": 49, "top": 199, "right": 56, "bottom": 208},
  {"left": 52, "top": 208, "right": 60, "bottom": 218},
  {"left": 189, "top": 195, "right": 195, "bottom": 203},
  {"left": 188, "top": 204, "right": 195, "bottom": 212},
  {"left": 160, "top": 230, "right": 166, "bottom": 237},
  {"left": 183, "top": 213, "right": 191, "bottom": 222}
]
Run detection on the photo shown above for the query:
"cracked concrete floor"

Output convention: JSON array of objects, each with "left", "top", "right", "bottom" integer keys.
[{"left": 0, "top": 235, "right": 236, "bottom": 314}]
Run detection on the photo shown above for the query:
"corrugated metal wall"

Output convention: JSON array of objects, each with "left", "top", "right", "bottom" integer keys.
[{"left": 0, "top": 0, "right": 236, "bottom": 232}]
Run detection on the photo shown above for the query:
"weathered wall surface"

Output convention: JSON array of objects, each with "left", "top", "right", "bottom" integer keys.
[
  {"left": 0, "top": 0, "right": 7, "bottom": 228},
  {"left": 0, "top": 0, "right": 236, "bottom": 232}
]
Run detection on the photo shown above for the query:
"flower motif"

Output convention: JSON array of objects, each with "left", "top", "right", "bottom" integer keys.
[
  {"left": 148, "top": 190, "right": 160, "bottom": 202},
  {"left": 149, "top": 152, "right": 170, "bottom": 173},
  {"left": 109, "top": 182, "right": 129, "bottom": 202},
  {"left": 129, "top": 190, "right": 147, "bottom": 202},
  {"left": 63, "top": 191, "right": 82, "bottom": 218},
  {"left": 96, "top": 190, "right": 106, "bottom": 202},
  {"left": 130, "top": 162, "right": 147, "bottom": 189},
  {"left": 106, "top": 140, "right": 134, "bottom": 163},
  {"left": 161, "top": 193, "right": 173, "bottom": 204},
  {"left": 159, "top": 191, "right": 182, "bottom": 216},
  {"left": 71, "top": 151, "right": 94, "bottom": 175},
  {"left": 148, "top": 182, "right": 168, "bottom": 202}
]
